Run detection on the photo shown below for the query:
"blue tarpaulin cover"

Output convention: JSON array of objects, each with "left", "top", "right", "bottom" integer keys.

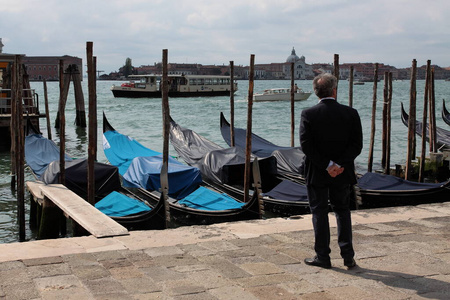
[
  {"left": 25, "top": 134, "right": 72, "bottom": 177},
  {"left": 103, "top": 130, "right": 160, "bottom": 175},
  {"left": 122, "top": 155, "right": 203, "bottom": 199},
  {"left": 178, "top": 186, "right": 244, "bottom": 210},
  {"left": 357, "top": 172, "right": 443, "bottom": 191},
  {"left": 95, "top": 191, "right": 151, "bottom": 217}
]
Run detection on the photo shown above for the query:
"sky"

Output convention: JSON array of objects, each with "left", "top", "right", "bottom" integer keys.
[{"left": 1, "top": 0, "right": 449, "bottom": 74}]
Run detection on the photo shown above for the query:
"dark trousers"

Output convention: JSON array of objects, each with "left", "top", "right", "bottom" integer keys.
[{"left": 307, "top": 183, "right": 354, "bottom": 262}]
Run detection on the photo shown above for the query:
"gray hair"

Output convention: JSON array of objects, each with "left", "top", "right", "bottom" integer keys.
[{"left": 313, "top": 73, "right": 337, "bottom": 98}]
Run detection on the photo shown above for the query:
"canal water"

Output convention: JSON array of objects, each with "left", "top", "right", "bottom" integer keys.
[{"left": 1, "top": 79, "right": 449, "bottom": 243}]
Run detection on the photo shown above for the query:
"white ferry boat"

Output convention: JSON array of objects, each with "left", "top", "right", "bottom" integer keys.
[
  {"left": 253, "top": 88, "right": 311, "bottom": 102},
  {"left": 111, "top": 74, "right": 238, "bottom": 98}
]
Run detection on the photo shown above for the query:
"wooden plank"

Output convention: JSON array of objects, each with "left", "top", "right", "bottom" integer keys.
[
  {"left": 26, "top": 181, "right": 44, "bottom": 205},
  {"left": 39, "top": 184, "right": 129, "bottom": 238}
]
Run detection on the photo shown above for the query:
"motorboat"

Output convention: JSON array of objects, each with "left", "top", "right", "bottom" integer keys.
[
  {"left": 253, "top": 88, "right": 311, "bottom": 102},
  {"left": 111, "top": 74, "right": 238, "bottom": 98}
]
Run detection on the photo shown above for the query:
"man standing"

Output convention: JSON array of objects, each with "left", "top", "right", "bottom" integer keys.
[{"left": 299, "top": 73, "right": 363, "bottom": 269}]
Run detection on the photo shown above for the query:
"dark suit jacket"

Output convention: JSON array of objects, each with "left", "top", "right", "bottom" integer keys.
[{"left": 299, "top": 99, "right": 363, "bottom": 186}]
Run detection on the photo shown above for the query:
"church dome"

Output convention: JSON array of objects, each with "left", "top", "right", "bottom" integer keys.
[{"left": 286, "top": 47, "right": 300, "bottom": 63}]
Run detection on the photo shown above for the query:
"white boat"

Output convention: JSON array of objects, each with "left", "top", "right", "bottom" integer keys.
[
  {"left": 111, "top": 74, "right": 238, "bottom": 98},
  {"left": 253, "top": 88, "right": 311, "bottom": 102}
]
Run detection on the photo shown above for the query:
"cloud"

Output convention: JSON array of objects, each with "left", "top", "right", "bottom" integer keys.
[{"left": 1, "top": 0, "right": 449, "bottom": 73}]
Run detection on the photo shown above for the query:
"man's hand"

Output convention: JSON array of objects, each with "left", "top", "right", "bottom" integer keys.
[{"left": 326, "top": 164, "right": 344, "bottom": 178}]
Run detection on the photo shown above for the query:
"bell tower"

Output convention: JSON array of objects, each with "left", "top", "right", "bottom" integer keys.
[{"left": 0, "top": 38, "right": 4, "bottom": 53}]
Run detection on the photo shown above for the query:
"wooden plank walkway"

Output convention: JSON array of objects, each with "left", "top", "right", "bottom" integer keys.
[{"left": 26, "top": 181, "right": 129, "bottom": 238}]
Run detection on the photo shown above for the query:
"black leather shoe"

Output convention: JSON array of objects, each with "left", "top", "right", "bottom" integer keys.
[
  {"left": 344, "top": 258, "right": 357, "bottom": 268},
  {"left": 304, "top": 256, "right": 332, "bottom": 269}
]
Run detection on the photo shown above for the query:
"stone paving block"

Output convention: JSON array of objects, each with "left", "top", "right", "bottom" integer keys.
[
  {"left": 109, "top": 265, "right": 145, "bottom": 279},
  {"left": 63, "top": 253, "right": 99, "bottom": 267},
  {"left": 26, "top": 262, "right": 72, "bottom": 279},
  {"left": 239, "top": 262, "right": 285, "bottom": 275},
  {"left": 144, "top": 245, "right": 184, "bottom": 257},
  {"left": 93, "top": 292, "right": 133, "bottom": 300},
  {"left": 410, "top": 274, "right": 450, "bottom": 295},
  {"left": 133, "top": 291, "right": 164, "bottom": 300},
  {"left": 1, "top": 282, "right": 40, "bottom": 300},
  {"left": 117, "top": 249, "right": 153, "bottom": 262},
  {"left": 83, "top": 277, "right": 126, "bottom": 295},
  {"left": 22, "top": 256, "right": 64, "bottom": 266},
  {"left": 219, "top": 248, "right": 257, "bottom": 258},
  {"left": 171, "top": 291, "right": 219, "bottom": 300},
  {"left": 199, "top": 240, "right": 241, "bottom": 252},
  {"left": 99, "top": 257, "right": 133, "bottom": 269},
  {"left": 233, "top": 273, "right": 300, "bottom": 288},
  {"left": 208, "top": 285, "right": 260, "bottom": 300},
  {"left": 162, "top": 278, "right": 206, "bottom": 296},
  {"left": 92, "top": 250, "right": 126, "bottom": 261},
  {"left": 70, "top": 264, "right": 111, "bottom": 281},
  {"left": 140, "top": 265, "right": 185, "bottom": 282},
  {"left": 228, "top": 255, "right": 266, "bottom": 265},
  {"left": 118, "top": 276, "right": 162, "bottom": 294},
  {"left": 0, "top": 260, "right": 25, "bottom": 271},
  {"left": 207, "top": 260, "right": 252, "bottom": 279},
  {"left": 39, "top": 286, "right": 93, "bottom": 300},
  {"left": 246, "top": 284, "right": 301, "bottom": 299},
  {"left": 277, "top": 279, "right": 323, "bottom": 295},
  {"left": 301, "top": 271, "right": 349, "bottom": 289},
  {"left": 181, "top": 269, "right": 232, "bottom": 289},
  {"left": 154, "top": 253, "right": 200, "bottom": 267},
  {"left": 325, "top": 285, "right": 374, "bottom": 300},
  {"left": 296, "top": 291, "right": 336, "bottom": 300},
  {"left": 0, "top": 268, "right": 32, "bottom": 286},
  {"left": 364, "top": 223, "right": 405, "bottom": 232},
  {"left": 172, "top": 264, "right": 211, "bottom": 273},
  {"left": 280, "top": 262, "right": 318, "bottom": 276},
  {"left": 228, "top": 234, "right": 279, "bottom": 247},
  {"left": 33, "top": 274, "right": 83, "bottom": 292}
]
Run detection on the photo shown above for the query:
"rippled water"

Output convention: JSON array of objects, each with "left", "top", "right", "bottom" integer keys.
[{"left": 0, "top": 78, "right": 449, "bottom": 243}]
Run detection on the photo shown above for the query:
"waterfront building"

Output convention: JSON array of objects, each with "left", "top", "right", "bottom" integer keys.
[
  {"left": 283, "top": 47, "right": 314, "bottom": 80},
  {"left": 22, "top": 55, "right": 82, "bottom": 81}
]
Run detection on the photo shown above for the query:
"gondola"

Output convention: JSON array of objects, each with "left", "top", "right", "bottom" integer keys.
[
  {"left": 102, "top": 112, "right": 262, "bottom": 225},
  {"left": 355, "top": 172, "right": 450, "bottom": 208},
  {"left": 24, "top": 119, "right": 167, "bottom": 230},
  {"left": 169, "top": 116, "right": 310, "bottom": 216},
  {"left": 220, "top": 112, "right": 305, "bottom": 183},
  {"left": 401, "top": 102, "right": 450, "bottom": 151},
  {"left": 443, "top": 100, "right": 450, "bottom": 126}
]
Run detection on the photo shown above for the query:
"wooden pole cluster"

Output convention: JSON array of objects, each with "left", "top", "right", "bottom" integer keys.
[
  {"left": 54, "top": 64, "right": 87, "bottom": 129},
  {"left": 290, "top": 62, "right": 295, "bottom": 147},
  {"left": 243, "top": 54, "right": 255, "bottom": 203},
  {"left": 86, "top": 42, "right": 97, "bottom": 205},
  {"left": 405, "top": 59, "right": 417, "bottom": 180},
  {"left": 419, "top": 61, "right": 431, "bottom": 182},
  {"left": 367, "top": 63, "right": 379, "bottom": 173},
  {"left": 382, "top": 72, "right": 393, "bottom": 175},
  {"left": 333, "top": 54, "right": 339, "bottom": 101},
  {"left": 11, "top": 55, "right": 26, "bottom": 241},
  {"left": 229, "top": 61, "right": 235, "bottom": 147},
  {"left": 161, "top": 49, "right": 171, "bottom": 227}
]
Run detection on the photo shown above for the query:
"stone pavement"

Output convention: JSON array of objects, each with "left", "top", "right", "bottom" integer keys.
[{"left": 0, "top": 202, "right": 449, "bottom": 300}]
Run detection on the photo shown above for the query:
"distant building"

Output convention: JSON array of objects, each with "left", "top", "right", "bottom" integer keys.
[
  {"left": 22, "top": 55, "right": 83, "bottom": 81},
  {"left": 283, "top": 47, "right": 314, "bottom": 80}
]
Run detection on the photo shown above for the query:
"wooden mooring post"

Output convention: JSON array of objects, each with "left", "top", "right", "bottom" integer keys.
[
  {"left": 348, "top": 66, "right": 354, "bottom": 107},
  {"left": 405, "top": 59, "right": 417, "bottom": 180},
  {"left": 290, "top": 62, "right": 295, "bottom": 147},
  {"left": 161, "top": 49, "right": 171, "bottom": 228},
  {"left": 43, "top": 79, "right": 52, "bottom": 140},
  {"left": 87, "top": 41, "right": 97, "bottom": 205},
  {"left": 333, "top": 54, "right": 339, "bottom": 101},
  {"left": 243, "top": 54, "right": 255, "bottom": 203},
  {"left": 367, "top": 63, "right": 379, "bottom": 173},
  {"left": 229, "top": 61, "right": 235, "bottom": 147}
]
